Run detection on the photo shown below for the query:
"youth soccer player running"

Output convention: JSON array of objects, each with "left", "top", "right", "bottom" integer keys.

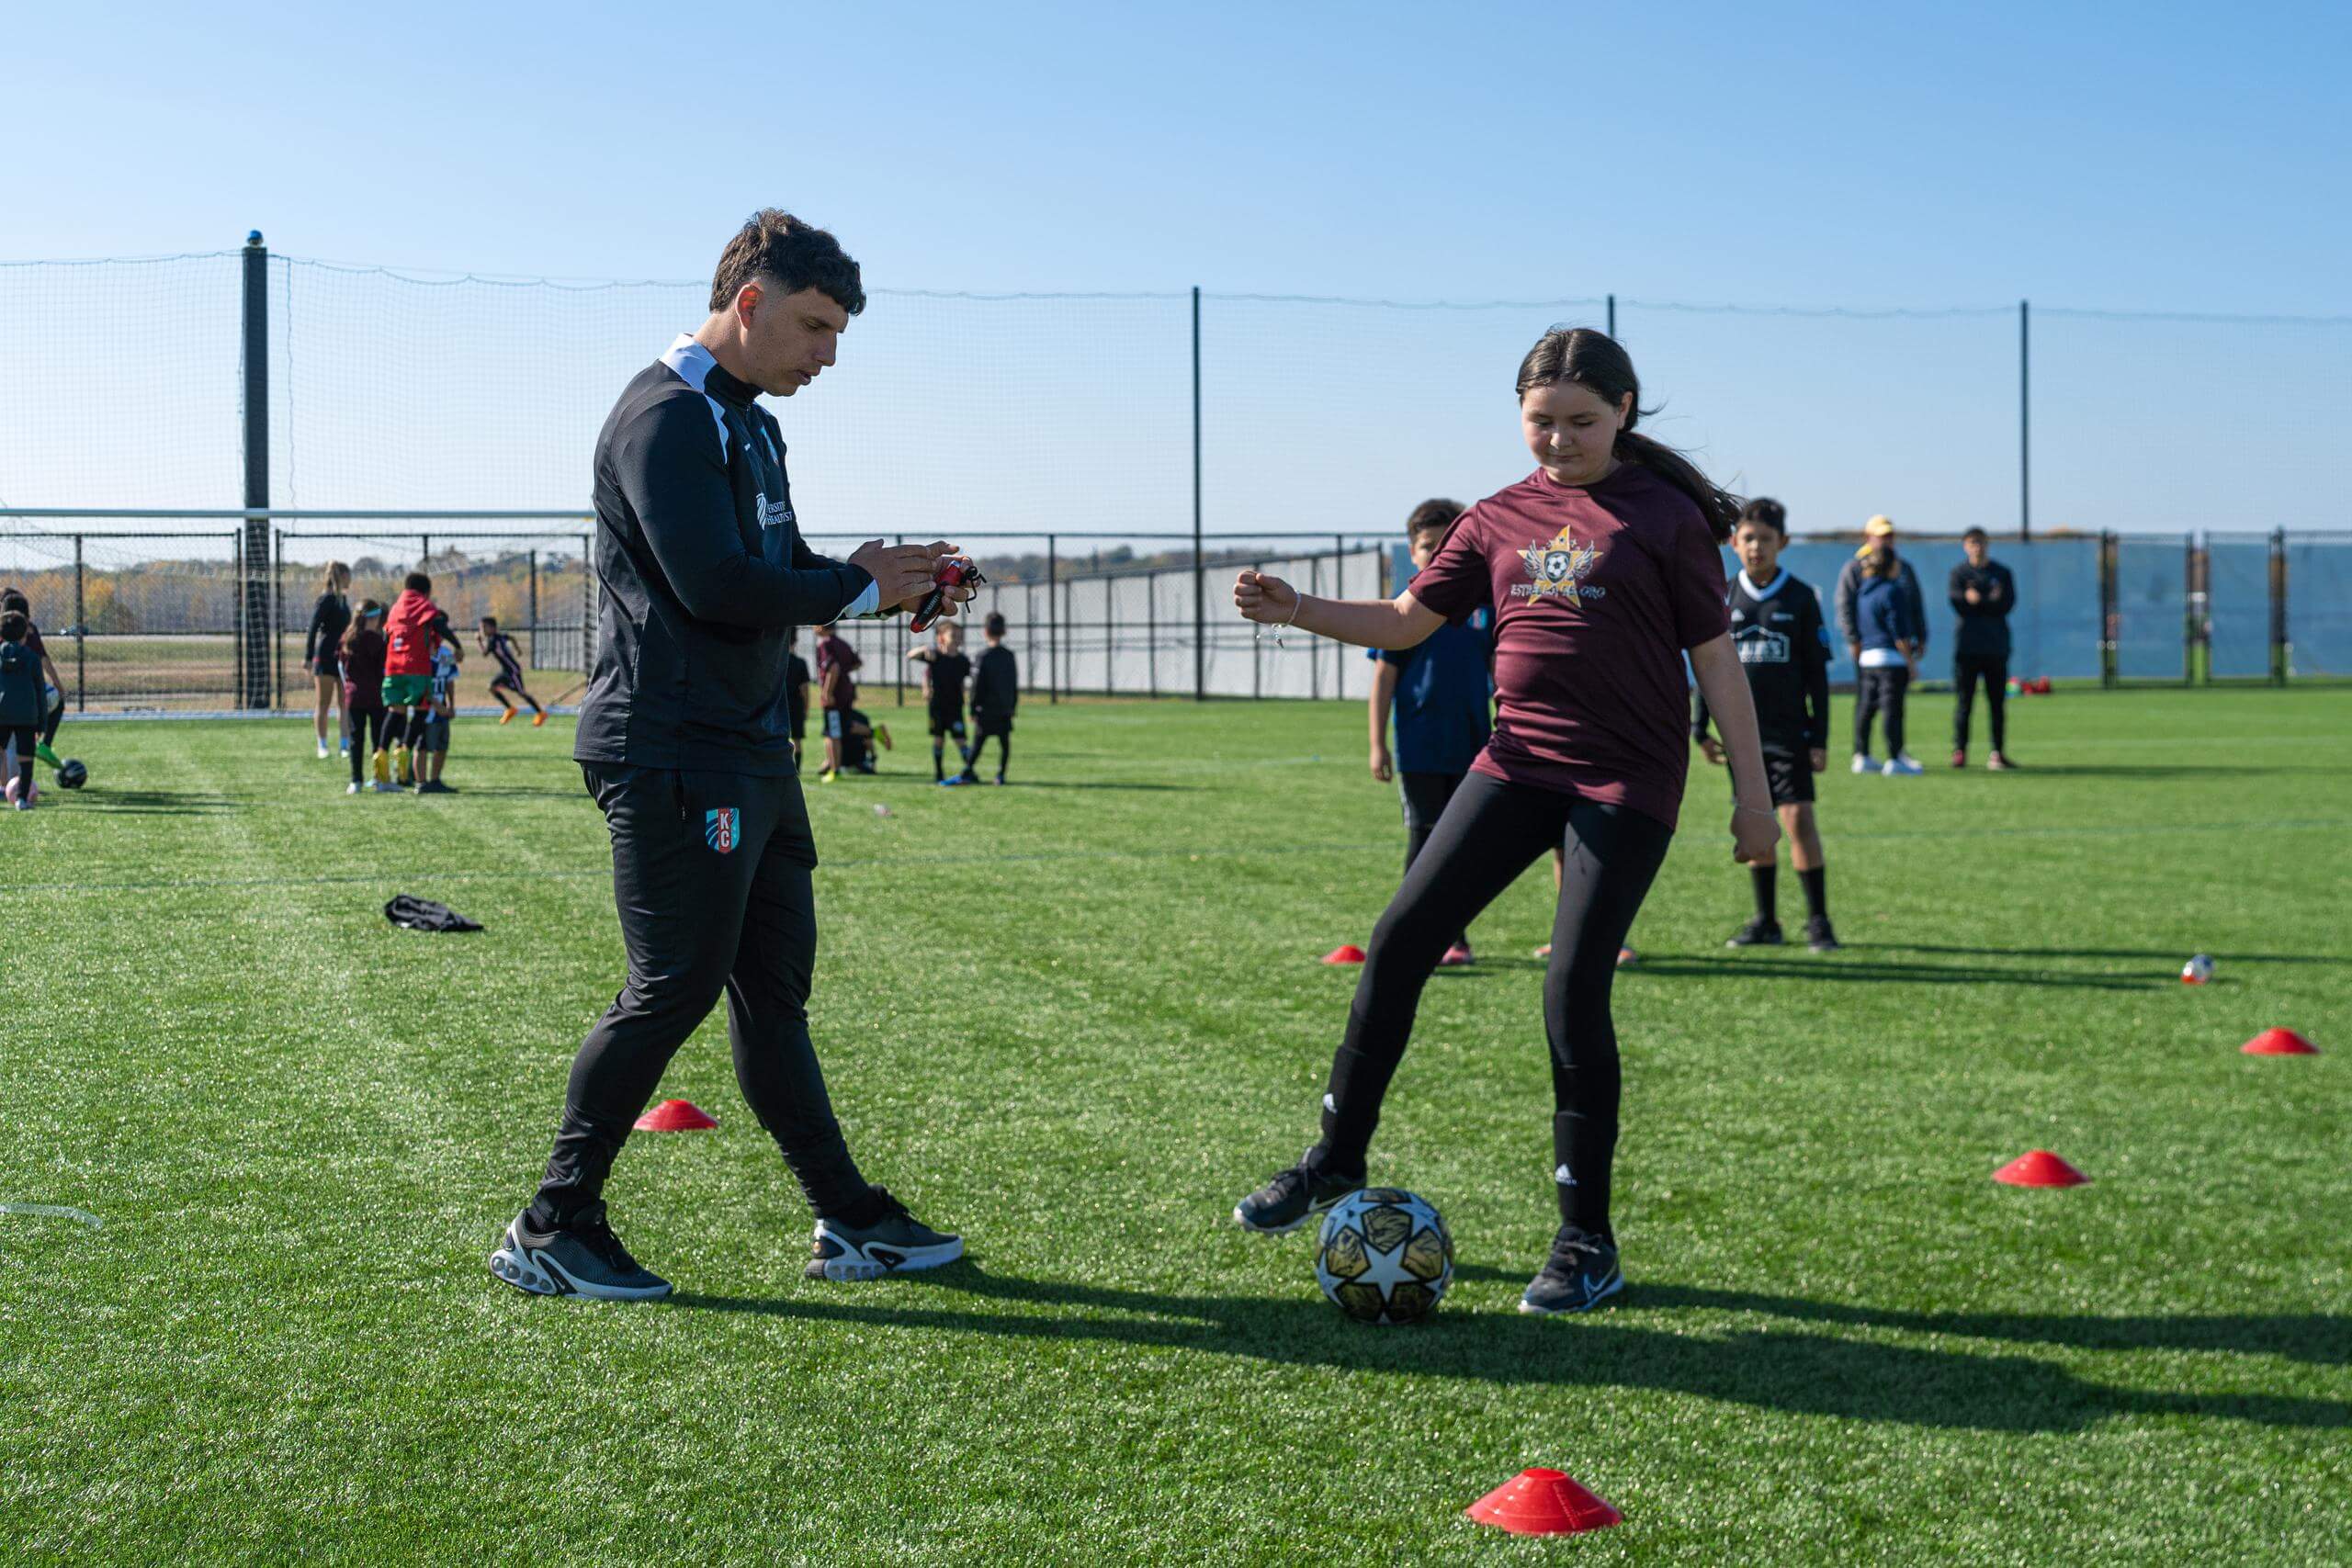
[
  {"left": 906, "top": 620, "right": 974, "bottom": 783},
  {"left": 491, "top": 209, "right": 967, "bottom": 1301},
  {"left": 1692, "top": 498, "right": 1838, "bottom": 951},
  {"left": 1228, "top": 327, "right": 1778, "bottom": 1315},
  {"left": 476, "top": 616, "right": 547, "bottom": 726}
]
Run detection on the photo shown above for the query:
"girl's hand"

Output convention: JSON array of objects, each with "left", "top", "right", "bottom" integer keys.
[
  {"left": 1233, "top": 570, "right": 1297, "bottom": 625},
  {"left": 1809, "top": 748, "right": 1827, "bottom": 773},
  {"left": 1732, "top": 805, "right": 1781, "bottom": 864},
  {"left": 1370, "top": 744, "right": 1393, "bottom": 783}
]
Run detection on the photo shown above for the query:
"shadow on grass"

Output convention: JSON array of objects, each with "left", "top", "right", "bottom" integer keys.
[
  {"left": 64, "top": 788, "right": 236, "bottom": 817},
  {"left": 1997, "top": 763, "right": 2346, "bottom": 778},
  {"left": 667, "top": 1265, "right": 2350, "bottom": 1434},
  {"left": 1846, "top": 942, "right": 2350, "bottom": 969},
  {"left": 1474, "top": 953, "right": 2165, "bottom": 991}
]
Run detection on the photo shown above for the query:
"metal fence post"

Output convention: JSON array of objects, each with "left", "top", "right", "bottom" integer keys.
[
  {"left": 1047, "top": 534, "right": 1058, "bottom": 705},
  {"left": 1252, "top": 560, "right": 1263, "bottom": 700},
  {"left": 271, "top": 526, "right": 283, "bottom": 707},
  {"left": 240, "top": 231, "right": 271, "bottom": 710},
  {"left": 2098, "top": 530, "right": 2117, "bottom": 689},
  {"left": 73, "top": 534, "right": 85, "bottom": 711},
  {"left": 1192, "top": 285, "right": 1204, "bottom": 703},
  {"left": 1104, "top": 570, "right": 1114, "bottom": 695},
  {"left": 527, "top": 548, "right": 538, "bottom": 664},
  {"left": 2181, "top": 533, "right": 2196, "bottom": 685},
  {"left": 1147, "top": 565, "right": 1158, "bottom": 698},
  {"left": 2270, "top": 526, "right": 2288, "bottom": 685},
  {"left": 1334, "top": 533, "right": 1345, "bottom": 697},
  {"left": 894, "top": 533, "right": 906, "bottom": 708}
]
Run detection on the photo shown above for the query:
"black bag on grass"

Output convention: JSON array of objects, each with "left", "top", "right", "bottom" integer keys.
[{"left": 384, "top": 895, "right": 482, "bottom": 933}]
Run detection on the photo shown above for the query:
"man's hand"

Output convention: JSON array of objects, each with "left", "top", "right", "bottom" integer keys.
[
  {"left": 1370, "top": 744, "right": 1393, "bottom": 783},
  {"left": 1810, "top": 747, "right": 1827, "bottom": 773},
  {"left": 849, "top": 539, "right": 958, "bottom": 612},
  {"left": 1234, "top": 570, "right": 1298, "bottom": 625},
  {"left": 1732, "top": 805, "right": 1781, "bottom": 865},
  {"left": 1964, "top": 586, "right": 1983, "bottom": 604},
  {"left": 1698, "top": 737, "right": 1725, "bottom": 765}
]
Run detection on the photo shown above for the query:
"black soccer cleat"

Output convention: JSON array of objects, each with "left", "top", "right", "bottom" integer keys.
[
  {"left": 1520, "top": 1226, "right": 1623, "bottom": 1315},
  {"left": 1725, "top": 918, "right": 1784, "bottom": 948},
  {"left": 805, "top": 1187, "right": 964, "bottom": 1281},
  {"left": 1804, "top": 917, "right": 1842, "bottom": 953},
  {"left": 1232, "top": 1159, "right": 1364, "bottom": 1235},
  {"left": 488, "top": 1201, "right": 673, "bottom": 1300}
]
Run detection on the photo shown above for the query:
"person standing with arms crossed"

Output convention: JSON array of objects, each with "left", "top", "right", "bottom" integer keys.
[
  {"left": 491, "top": 210, "right": 969, "bottom": 1300},
  {"left": 1228, "top": 327, "right": 1778, "bottom": 1315},
  {"left": 1948, "top": 526, "right": 2018, "bottom": 770}
]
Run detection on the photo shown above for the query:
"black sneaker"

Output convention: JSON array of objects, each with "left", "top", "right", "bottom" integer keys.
[
  {"left": 1520, "top": 1226, "right": 1623, "bottom": 1315},
  {"left": 1725, "top": 918, "right": 1784, "bottom": 948},
  {"left": 1232, "top": 1158, "right": 1364, "bottom": 1235},
  {"left": 488, "top": 1201, "right": 673, "bottom": 1300},
  {"left": 1804, "top": 917, "right": 1842, "bottom": 953},
  {"left": 806, "top": 1186, "right": 964, "bottom": 1280}
]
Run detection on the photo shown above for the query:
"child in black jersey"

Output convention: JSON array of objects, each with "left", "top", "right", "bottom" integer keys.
[
  {"left": 905, "top": 620, "right": 974, "bottom": 784},
  {"left": 958, "top": 614, "right": 1018, "bottom": 785},
  {"left": 1692, "top": 498, "right": 1838, "bottom": 951}
]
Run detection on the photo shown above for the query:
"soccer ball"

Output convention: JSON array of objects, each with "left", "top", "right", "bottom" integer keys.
[
  {"left": 2181, "top": 953, "right": 2214, "bottom": 985},
  {"left": 57, "top": 759, "right": 86, "bottom": 790},
  {"left": 1314, "top": 1187, "right": 1453, "bottom": 1325}
]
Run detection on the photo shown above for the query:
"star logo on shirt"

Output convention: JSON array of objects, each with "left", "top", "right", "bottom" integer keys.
[{"left": 1513, "top": 527, "right": 1605, "bottom": 600}]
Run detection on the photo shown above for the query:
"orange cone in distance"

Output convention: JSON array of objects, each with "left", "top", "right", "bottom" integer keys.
[
  {"left": 2242, "top": 1028, "right": 2319, "bottom": 1056},
  {"left": 1322, "top": 944, "right": 1367, "bottom": 964},
  {"left": 1994, "top": 1149, "right": 2088, "bottom": 1187},
  {"left": 1464, "top": 1468, "right": 1622, "bottom": 1536},
  {"left": 635, "top": 1099, "right": 719, "bottom": 1131}
]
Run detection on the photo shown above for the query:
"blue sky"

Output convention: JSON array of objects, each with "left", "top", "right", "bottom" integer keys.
[{"left": 4, "top": 0, "right": 2348, "bottom": 536}]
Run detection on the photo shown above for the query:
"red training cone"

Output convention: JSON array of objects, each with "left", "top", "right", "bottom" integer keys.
[
  {"left": 1994, "top": 1149, "right": 2088, "bottom": 1187},
  {"left": 2243, "top": 1028, "right": 2319, "bottom": 1056},
  {"left": 1322, "top": 944, "right": 1368, "bottom": 965},
  {"left": 635, "top": 1099, "right": 719, "bottom": 1132},
  {"left": 1464, "top": 1468, "right": 1622, "bottom": 1536}
]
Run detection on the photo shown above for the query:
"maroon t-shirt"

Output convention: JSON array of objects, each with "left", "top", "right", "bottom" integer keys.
[
  {"left": 816, "top": 633, "right": 860, "bottom": 711},
  {"left": 1406, "top": 462, "right": 1730, "bottom": 827}
]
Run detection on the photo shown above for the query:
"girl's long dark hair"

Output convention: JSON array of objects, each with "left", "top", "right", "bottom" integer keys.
[
  {"left": 340, "top": 599, "right": 384, "bottom": 658},
  {"left": 1515, "top": 327, "right": 1741, "bottom": 542}
]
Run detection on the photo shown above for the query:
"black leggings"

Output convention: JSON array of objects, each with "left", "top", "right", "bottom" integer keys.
[
  {"left": 1310, "top": 770, "right": 1675, "bottom": 1237},
  {"left": 1852, "top": 666, "right": 1910, "bottom": 758},
  {"left": 1397, "top": 770, "right": 1469, "bottom": 950},
  {"left": 1951, "top": 653, "right": 2007, "bottom": 752},
  {"left": 967, "top": 729, "right": 1010, "bottom": 777},
  {"left": 347, "top": 708, "right": 387, "bottom": 784}
]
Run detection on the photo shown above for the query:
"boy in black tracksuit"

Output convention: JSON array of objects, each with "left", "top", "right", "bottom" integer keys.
[
  {"left": 906, "top": 621, "right": 973, "bottom": 783},
  {"left": 958, "top": 613, "right": 1017, "bottom": 785},
  {"left": 1692, "top": 499, "right": 1839, "bottom": 951},
  {"left": 1948, "top": 526, "right": 2018, "bottom": 770}
]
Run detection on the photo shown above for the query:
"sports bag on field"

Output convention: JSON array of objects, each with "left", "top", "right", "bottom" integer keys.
[{"left": 384, "top": 895, "right": 483, "bottom": 933}]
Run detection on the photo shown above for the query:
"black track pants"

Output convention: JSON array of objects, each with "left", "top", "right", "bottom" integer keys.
[
  {"left": 1951, "top": 653, "right": 2007, "bottom": 752},
  {"left": 1310, "top": 770, "right": 1674, "bottom": 1236},
  {"left": 533, "top": 762, "right": 869, "bottom": 1225},
  {"left": 1852, "top": 666, "right": 1910, "bottom": 759}
]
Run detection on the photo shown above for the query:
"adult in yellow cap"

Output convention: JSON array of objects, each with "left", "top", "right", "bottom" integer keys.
[{"left": 1832, "top": 515, "right": 1928, "bottom": 773}]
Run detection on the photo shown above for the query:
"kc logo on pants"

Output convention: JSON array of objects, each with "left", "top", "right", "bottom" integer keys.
[{"left": 705, "top": 807, "right": 740, "bottom": 854}]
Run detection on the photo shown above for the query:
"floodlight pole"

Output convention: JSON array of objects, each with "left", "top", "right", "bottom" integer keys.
[{"left": 241, "top": 231, "right": 272, "bottom": 708}]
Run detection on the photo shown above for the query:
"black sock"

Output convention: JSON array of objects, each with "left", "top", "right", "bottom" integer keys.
[
  {"left": 1305, "top": 1053, "right": 1376, "bottom": 1179},
  {"left": 1552, "top": 1110, "right": 1614, "bottom": 1242},
  {"left": 1751, "top": 863, "right": 1778, "bottom": 922},
  {"left": 932, "top": 741, "right": 944, "bottom": 780},
  {"left": 1800, "top": 865, "right": 1829, "bottom": 922}
]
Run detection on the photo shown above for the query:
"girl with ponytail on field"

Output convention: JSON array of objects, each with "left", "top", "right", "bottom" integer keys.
[{"left": 1229, "top": 326, "right": 1778, "bottom": 1314}]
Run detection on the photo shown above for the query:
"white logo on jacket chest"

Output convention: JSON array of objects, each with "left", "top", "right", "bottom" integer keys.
[{"left": 753, "top": 491, "right": 794, "bottom": 531}]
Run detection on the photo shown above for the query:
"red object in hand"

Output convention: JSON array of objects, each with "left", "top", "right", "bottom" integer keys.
[{"left": 910, "top": 558, "right": 985, "bottom": 633}]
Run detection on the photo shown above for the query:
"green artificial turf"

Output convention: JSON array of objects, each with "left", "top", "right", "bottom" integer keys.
[{"left": 3, "top": 688, "right": 2346, "bottom": 1563}]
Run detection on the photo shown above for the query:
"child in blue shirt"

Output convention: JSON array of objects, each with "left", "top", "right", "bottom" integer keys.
[
  {"left": 1368, "top": 499, "right": 1493, "bottom": 964},
  {"left": 1852, "top": 543, "right": 1925, "bottom": 776}
]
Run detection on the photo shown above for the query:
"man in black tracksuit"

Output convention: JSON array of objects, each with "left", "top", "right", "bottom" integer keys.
[
  {"left": 490, "top": 210, "right": 969, "bottom": 1301},
  {"left": 1948, "top": 526, "right": 2018, "bottom": 769}
]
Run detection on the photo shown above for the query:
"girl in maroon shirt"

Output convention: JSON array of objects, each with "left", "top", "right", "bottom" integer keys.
[
  {"left": 1229, "top": 328, "right": 1778, "bottom": 1314},
  {"left": 339, "top": 602, "right": 392, "bottom": 794}
]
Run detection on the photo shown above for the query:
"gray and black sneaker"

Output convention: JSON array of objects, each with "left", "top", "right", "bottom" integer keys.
[
  {"left": 1232, "top": 1159, "right": 1364, "bottom": 1235},
  {"left": 1804, "top": 916, "right": 1842, "bottom": 953},
  {"left": 1726, "top": 918, "right": 1784, "bottom": 948},
  {"left": 1520, "top": 1226, "right": 1623, "bottom": 1315},
  {"left": 488, "top": 1201, "right": 673, "bottom": 1300},
  {"left": 806, "top": 1187, "right": 964, "bottom": 1281}
]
